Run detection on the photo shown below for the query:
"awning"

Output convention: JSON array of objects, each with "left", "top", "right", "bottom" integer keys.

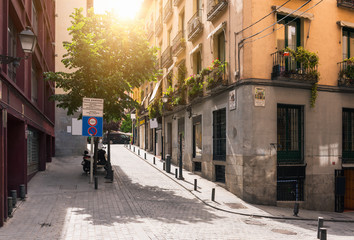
[
  {"left": 189, "top": 43, "right": 202, "bottom": 55},
  {"left": 337, "top": 20, "right": 354, "bottom": 29},
  {"left": 271, "top": 5, "right": 314, "bottom": 21},
  {"left": 149, "top": 79, "right": 162, "bottom": 103},
  {"left": 207, "top": 22, "right": 226, "bottom": 39}
]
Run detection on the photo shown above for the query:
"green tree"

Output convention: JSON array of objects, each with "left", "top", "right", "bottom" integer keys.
[
  {"left": 45, "top": 8, "right": 157, "bottom": 122},
  {"left": 120, "top": 114, "right": 132, "bottom": 133}
]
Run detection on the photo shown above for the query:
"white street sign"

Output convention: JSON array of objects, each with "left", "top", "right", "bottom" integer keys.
[{"left": 83, "top": 98, "right": 104, "bottom": 117}]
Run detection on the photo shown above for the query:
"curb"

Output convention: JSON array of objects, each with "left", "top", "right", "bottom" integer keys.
[{"left": 124, "top": 145, "right": 354, "bottom": 223}]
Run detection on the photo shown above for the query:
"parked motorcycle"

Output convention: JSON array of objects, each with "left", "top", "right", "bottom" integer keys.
[
  {"left": 82, "top": 150, "right": 91, "bottom": 173},
  {"left": 81, "top": 148, "right": 107, "bottom": 173}
]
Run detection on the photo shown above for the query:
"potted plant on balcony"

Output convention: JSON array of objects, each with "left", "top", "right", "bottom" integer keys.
[
  {"left": 185, "top": 74, "right": 204, "bottom": 101},
  {"left": 339, "top": 57, "right": 354, "bottom": 85},
  {"left": 205, "top": 59, "right": 228, "bottom": 90}
]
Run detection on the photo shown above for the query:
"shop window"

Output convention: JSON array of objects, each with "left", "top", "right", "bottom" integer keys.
[
  {"left": 194, "top": 162, "right": 202, "bottom": 172},
  {"left": 215, "top": 165, "right": 225, "bottom": 183}
]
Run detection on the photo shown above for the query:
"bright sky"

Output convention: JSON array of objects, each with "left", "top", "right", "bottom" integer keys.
[{"left": 94, "top": 0, "right": 143, "bottom": 19}]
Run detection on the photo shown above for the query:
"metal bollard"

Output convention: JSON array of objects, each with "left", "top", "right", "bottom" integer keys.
[
  {"left": 165, "top": 154, "right": 171, "bottom": 173},
  {"left": 175, "top": 169, "right": 178, "bottom": 178},
  {"left": 163, "top": 162, "right": 165, "bottom": 170},
  {"left": 211, "top": 188, "right": 215, "bottom": 201},
  {"left": 144, "top": 153, "right": 146, "bottom": 159},
  {"left": 319, "top": 228, "right": 327, "bottom": 240},
  {"left": 194, "top": 179, "right": 197, "bottom": 191},
  {"left": 10, "top": 190, "right": 17, "bottom": 207},
  {"left": 153, "top": 157, "right": 155, "bottom": 164},
  {"left": 19, "top": 184, "right": 26, "bottom": 200},
  {"left": 293, "top": 202, "right": 299, "bottom": 216},
  {"left": 134, "top": 146, "right": 135, "bottom": 152},
  {"left": 138, "top": 149, "right": 140, "bottom": 155},
  {"left": 317, "top": 217, "right": 324, "bottom": 239},
  {"left": 94, "top": 176, "right": 98, "bottom": 189},
  {"left": 7, "top": 197, "right": 13, "bottom": 216}
]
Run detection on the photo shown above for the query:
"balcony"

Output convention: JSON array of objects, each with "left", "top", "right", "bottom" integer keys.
[
  {"left": 172, "top": 31, "right": 186, "bottom": 57},
  {"left": 271, "top": 51, "right": 319, "bottom": 83},
  {"left": 174, "top": 0, "right": 183, "bottom": 6},
  {"left": 205, "top": 65, "right": 228, "bottom": 91},
  {"left": 337, "top": 0, "right": 354, "bottom": 9},
  {"left": 161, "top": 46, "right": 173, "bottom": 68},
  {"left": 338, "top": 60, "right": 354, "bottom": 87},
  {"left": 146, "top": 22, "right": 154, "bottom": 40},
  {"left": 164, "top": 0, "right": 173, "bottom": 23},
  {"left": 155, "top": 16, "right": 163, "bottom": 36},
  {"left": 187, "top": 10, "right": 203, "bottom": 41},
  {"left": 207, "top": 0, "right": 228, "bottom": 22}
]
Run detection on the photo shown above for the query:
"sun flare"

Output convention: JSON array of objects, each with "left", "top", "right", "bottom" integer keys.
[{"left": 94, "top": 0, "right": 143, "bottom": 19}]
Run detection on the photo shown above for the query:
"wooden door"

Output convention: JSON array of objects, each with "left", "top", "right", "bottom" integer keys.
[{"left": 344, "top": 169, "right": 354, "bottom": 210}]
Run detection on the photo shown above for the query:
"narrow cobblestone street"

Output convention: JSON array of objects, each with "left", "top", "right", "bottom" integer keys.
[{"left": 0, "top": 145, "right": 353, "bottom": 240}]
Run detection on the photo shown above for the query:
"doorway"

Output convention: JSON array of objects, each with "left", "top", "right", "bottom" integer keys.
[{"left": 344, "top": 169, "right": 354, "bottom": 210}]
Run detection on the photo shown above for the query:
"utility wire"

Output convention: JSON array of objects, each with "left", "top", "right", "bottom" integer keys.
[
  {"left": 240, "top": 0, "right": 312, "bottom": 44},
  {"left": 236, "top": 0, "right": 292, "bottom": 35},
  {"left": 243, "top": 0, "right": 323, "bottom": 45}
]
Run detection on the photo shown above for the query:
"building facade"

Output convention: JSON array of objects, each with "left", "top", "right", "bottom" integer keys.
[
  {"left": 139, "top": 0, "right": 354, "bottom": 212},
  {"left": 54, "top": 0, "right": 93, "bottom": 156},
  {"left": 0, "top": 0, "right": 56, "bottom": 226}
]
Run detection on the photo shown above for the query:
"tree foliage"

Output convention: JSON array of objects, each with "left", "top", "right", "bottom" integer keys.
[
  {"left": 120, "top": 114, "right": 132, "bottom": 133},
  {"left": 45, "top": 8, "right": 157, "bottom": 122}
]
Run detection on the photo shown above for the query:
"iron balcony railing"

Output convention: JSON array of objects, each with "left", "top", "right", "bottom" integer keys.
[
  {"left": 155, "top": 15, "right": 163, "bottom": 36},
  {"left": 337, "top": 0, "right": 354, "bottom": 9},
  {"left": 338, "top": 60, "right": 354, "bottom": 87},
  {"left": 161, "top": 46, "right": 173, "bottom": 68},
  {"left": 271, "top": 51, "right": 318, "bottom": 83},
  {"left": 172, "top": 31, "right": 186, "bottom": 56},
  {"left": 164, "top": 0, "right": 173, "bottom": 22},
  {"left": 187, "top": 10, "right": 203, "bottom": 41},
  {"left": 207, "top": 0, "right": 228, "bottom": 21}
]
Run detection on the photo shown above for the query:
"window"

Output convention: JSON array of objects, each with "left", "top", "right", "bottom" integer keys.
[
  {"left": 194, "top": 51, "right": 202, "bottom": 74},
  {"left": 27, "top": 128, "right": 39, "bottom": 175},
  {"left": 277, "top": 104, "right": 303, "bottom": 164},
  {"left": 194, "top": 162, "right": 202, "bottom": 172},
  {"left": 193, "top": 115, "right": 202, "bottom": 158},
  {"left": 217, "top": 32, "right": 225, "bottom": 62},
  {"left": 31, "top": 62, "right": 38, "bottom": 103},
  {"left": 7, "top": 19, "right": 17, "bottom": 82},
  {"left": 342, "top": 28, "right": 354, "bottom": 60},
  {"left": 276, "top": 15, "right": 300, "bottom": 51},
  {"left": 343, "top": 109, "right": 354, "bottom": 163},
  {"left": 213, "top": 108, "right": 226, "bottom": 160},
  {"left": 215, "top": 165, "right": 225, "bottom": 183}
]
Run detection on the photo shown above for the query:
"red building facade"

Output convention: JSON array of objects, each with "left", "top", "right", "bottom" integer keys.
[{"left": 0, "top": 0, "right": 55, "bottom": 226}]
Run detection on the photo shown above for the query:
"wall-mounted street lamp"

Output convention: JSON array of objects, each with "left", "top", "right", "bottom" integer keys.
[
  {"left": 161, "top": 94, "right": 169, "bottom": 160},
  {"left": 0, "top": 27, "right": 37, "bottom": 67}
]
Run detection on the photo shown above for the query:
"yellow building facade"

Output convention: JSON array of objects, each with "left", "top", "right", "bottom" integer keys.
[{"left": 137, "top": 0, "right": 354, "bottom": 212}]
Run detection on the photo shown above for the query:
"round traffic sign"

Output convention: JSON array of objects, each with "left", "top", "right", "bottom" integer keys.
[
  {"left": 88, "top": 117, "right": 97, "bottom": 126},
  {"left": 88, "top": 127, "right": 97, "bottom": 136}
]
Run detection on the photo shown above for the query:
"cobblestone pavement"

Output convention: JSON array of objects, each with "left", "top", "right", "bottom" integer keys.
[{"left": 0, "top": 145, "right": 353, "bottom": 240}]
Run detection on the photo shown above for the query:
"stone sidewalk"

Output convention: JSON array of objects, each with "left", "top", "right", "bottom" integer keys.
[
  {"left": 126, "top": 144, "right": 354, "bottom": 223},
  {"left": 0, "top": 145, "right": 352, "bottom": 240}
]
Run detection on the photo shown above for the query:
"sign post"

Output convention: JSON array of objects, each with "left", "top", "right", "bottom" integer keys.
[{"left": 82, "top": 98, "right": 104, "bottom": 183}]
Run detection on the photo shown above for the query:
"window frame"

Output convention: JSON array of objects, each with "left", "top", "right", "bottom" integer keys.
[
  {"left": 342, "top": 27, "right": 354, "bottom": 60},
  {"left": 213, "top": 108, "right": 226, "bottom": 161},
  {"left": 277, "top": 104, "right": 304, "bottom": 164},
  {"left": 192, "top": 115, "right": 202, "bottom": 158},
  {"left": 343, "top": 108, "right": 354, "bottom": 163}
]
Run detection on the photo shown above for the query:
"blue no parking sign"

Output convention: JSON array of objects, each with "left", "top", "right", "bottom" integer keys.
[{"left": 82, "top": 116, "right": 103, "bottom": 137}]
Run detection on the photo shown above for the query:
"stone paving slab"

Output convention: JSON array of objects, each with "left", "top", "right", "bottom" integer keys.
[{"left": 0, "top": 145, "right": 352, "bottom": 240}]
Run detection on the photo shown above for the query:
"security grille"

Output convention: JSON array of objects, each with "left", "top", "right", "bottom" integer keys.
[
  {"left": 343, "top": 109, "right": 354, "bottom": 163},
  {"left": 213, "top": 108, "right": 226, "bottom": 160}
]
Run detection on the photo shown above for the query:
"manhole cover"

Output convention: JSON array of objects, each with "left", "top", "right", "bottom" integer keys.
[
  {"left": 59, "top": 185, "right": 77, "bottom": 190},
  {"left": 225, "top": 203, "right": 247, "bottom": 209},
  {"left": 271, "top": 229, "right": 297, "bottom": 235}
]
